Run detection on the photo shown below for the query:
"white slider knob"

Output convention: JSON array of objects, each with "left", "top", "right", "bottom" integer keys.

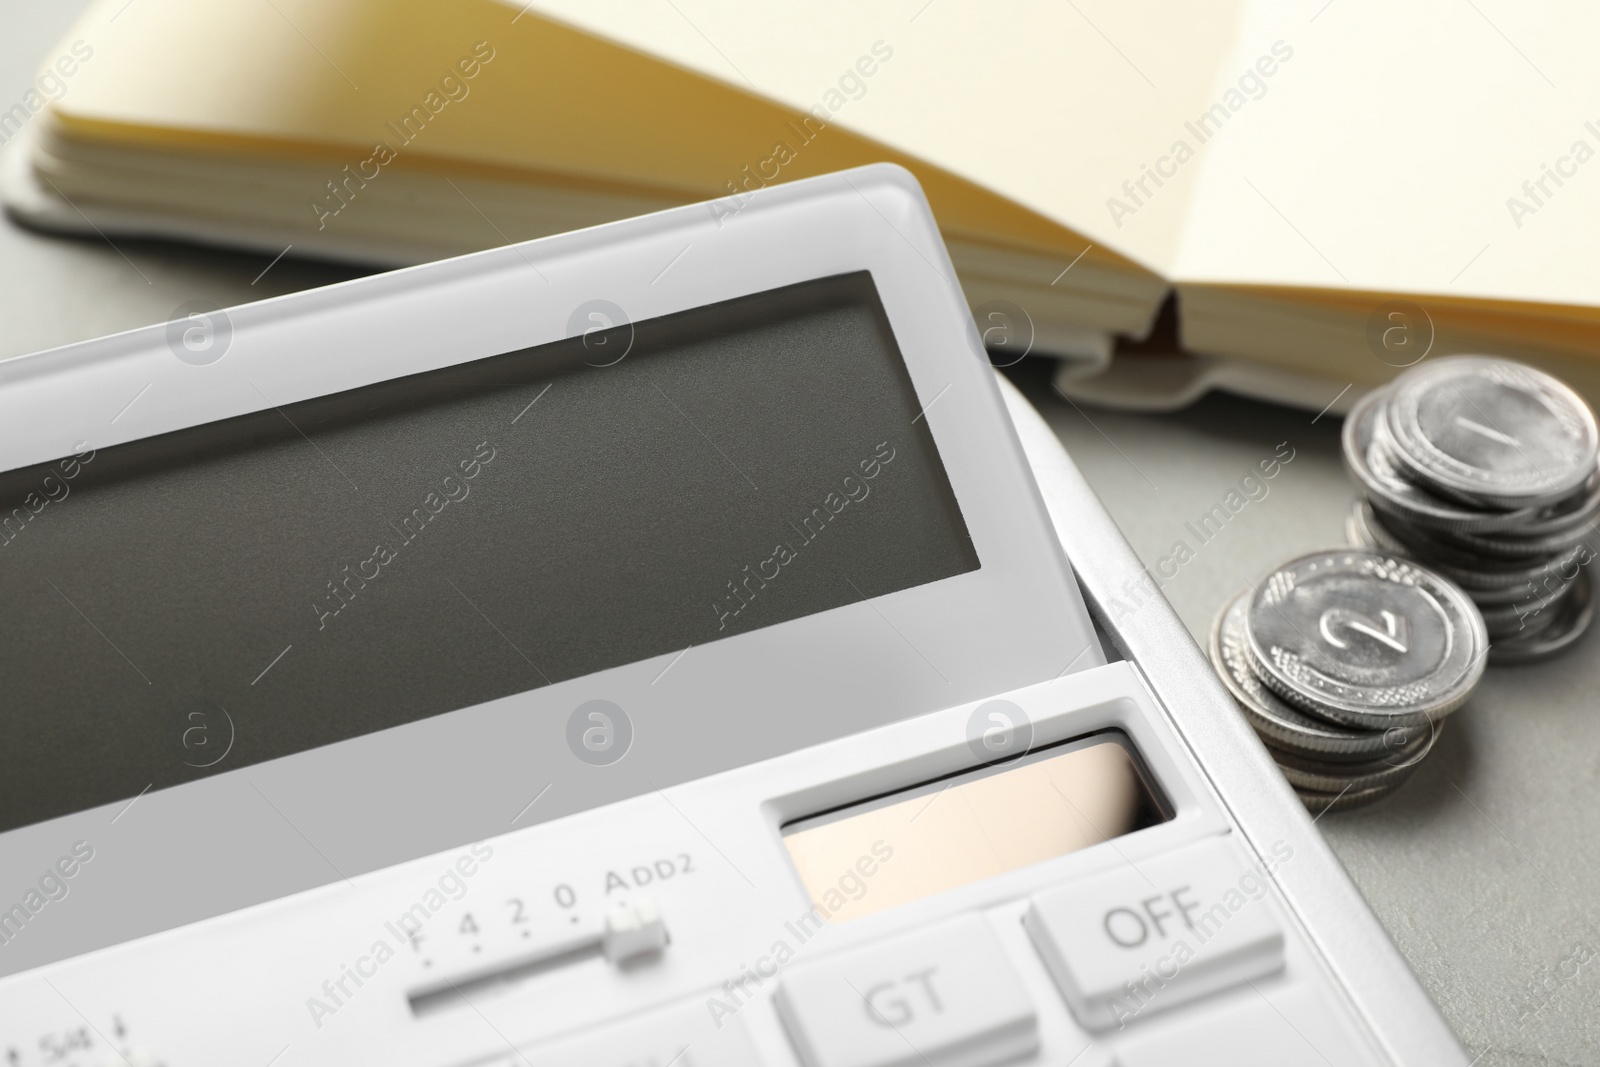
[{"left": 602, "top": 897, "right": 669, "bottom": 964}]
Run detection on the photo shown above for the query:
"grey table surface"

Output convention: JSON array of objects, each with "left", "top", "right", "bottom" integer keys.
[{"left": 3, "top": 2, "right": 1598, "bottom": 1064}]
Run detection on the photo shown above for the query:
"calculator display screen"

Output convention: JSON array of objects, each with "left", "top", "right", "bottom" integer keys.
[{"left": 0, "top": 272, "right": 978, "bottom": 835}]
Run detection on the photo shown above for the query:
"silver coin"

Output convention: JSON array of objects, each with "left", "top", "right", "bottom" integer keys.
[
  {"left": 1485, "top": 611, "right": 1559, "bottom": 643},
  {"left": 1468, "top": 578, "right": 1557, "bottom": 608},
  {"left": 1344, "top": 500, "right": 1548, "bottom": 608},
  {"left": 1344, "top": 389, "right": 1553, "bottom": 534},
  {"left": 1352, "top": 497, "right": 1577, "bottom": 593},
  {"left": 1407, "top": 547, "right": 1570, "bottom": 594},
  {"left": 1428, "top": 516, "right": 1596, "bottom": 562},
  {"left": 1484, "top": 611, "right": 1559, "bottom": 644},
  {"left": 1381, "top": 521, "right": 1571, "bottom": 594},
  {"left": 1245, "top": 551, "right": 1487, "bottom": 728},
  {"left": 1208, "top": 591, "right": 1406, "bottom": 761},
  {"left": 1272, "top": 731, "right": 1437, "bottom": 793},
  {"left": 1298, "top": 780, "right": 1403, "bottom": 815},
  {"left": 1479, "top": 584, "right": 1572, "bottom": 633},
  {"left": 1490, "top": 565, "right": 1595, "bottom": 665},
  {"left": 1385, "top": 356, "right": 1599, "bottom": 508},
  {"left": 1346, "top": 498, "right": 1416, "bottom": 558},
  {"left": 1513, "top": 470, "right": 1600, "bottom": 537},
  {"left": 1262, "top": 716, "right": 1436, "bottom": 769}
]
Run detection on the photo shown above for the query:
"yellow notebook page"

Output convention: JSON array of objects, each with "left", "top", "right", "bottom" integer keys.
[{"left": 49, "top": 0, "right": 1145, "bottom": 272}]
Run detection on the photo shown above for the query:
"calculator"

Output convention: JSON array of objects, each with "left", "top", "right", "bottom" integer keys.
[{"left": 0, "top": 165, "right": 1465, "bottom": 1066}]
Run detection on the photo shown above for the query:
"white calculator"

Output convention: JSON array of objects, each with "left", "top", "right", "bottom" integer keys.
[{"left": 0, "top": 165, "right": 1465, "bottom": 1065}]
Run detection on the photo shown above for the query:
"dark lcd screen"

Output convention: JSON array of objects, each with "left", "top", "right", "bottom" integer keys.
[{"left": 0, "top": 272, "right": 978, "bottom": 834}]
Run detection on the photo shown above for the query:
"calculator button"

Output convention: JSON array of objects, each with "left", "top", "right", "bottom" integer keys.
[
  {"left": 774, "top": 913, "right": 1038, "bottom": 1067},
  {"left": 1112, "top": 985, "right": 1378, "bottom": 1066},
  {"left": 1024, "top": 837, "right": 1284, "bottom": 1030}
]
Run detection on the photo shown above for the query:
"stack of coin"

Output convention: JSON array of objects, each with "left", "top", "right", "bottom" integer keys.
[
  {"left": 1209, "top": 551, "right": 1488, "bottom": 813},
  {"left": 1342, "top": 356, "right": 1599, "bottom": 663}
]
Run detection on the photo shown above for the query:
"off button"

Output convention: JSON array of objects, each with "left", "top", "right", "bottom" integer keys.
[
  {"left": 1024, "top": 836, "right": 1285, "bottom": 1030},
  {"left": 774, "top": 914, "right": 1037, "bottom": 1067}
]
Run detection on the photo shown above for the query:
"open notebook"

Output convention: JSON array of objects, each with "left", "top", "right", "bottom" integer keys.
[{"left": 5, "top": 0, "right": 1600, "bottom": 410}]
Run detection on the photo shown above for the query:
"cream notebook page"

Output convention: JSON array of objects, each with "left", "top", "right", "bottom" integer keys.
[
  {"left": 533, "top": 0, "right": 1600, "bottom": 311},
  {"left": 514, "top": 0, "right": 1250, "bottom": 274},
  {"left": 1175, "top": 0, "right": 1600, "bottom": 315},
  {"left": 47, "top": 0, "right": 1160, "bottom": 272}
]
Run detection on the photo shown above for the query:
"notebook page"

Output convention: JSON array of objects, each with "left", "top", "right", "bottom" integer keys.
[
  {"left": 1172, "top": 0, "right": 1600, "bottom": 312},
  {"left": 513, "top": 0, "right": 1250, "bottom": 277},
  {"left": 47, "top": 0, "right": 1129, "bottom": 265}
]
